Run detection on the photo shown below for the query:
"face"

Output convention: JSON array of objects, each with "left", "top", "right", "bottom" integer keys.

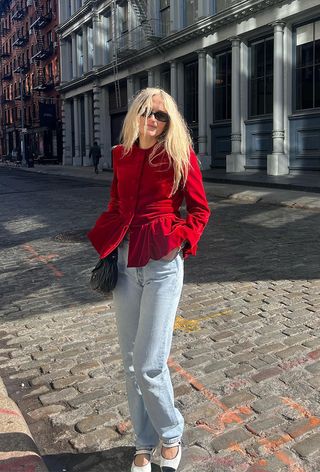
[{"left": 138, "top": 95, "right": 169, "bottom": 142}]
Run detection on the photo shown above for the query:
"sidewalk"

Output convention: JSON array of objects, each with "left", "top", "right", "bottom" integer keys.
[
  {"left": 2, "top": 162, "right": 320, "bottom": 211},
  {"left": 0, "top": 377, "right": 48, "bottom": 472}
]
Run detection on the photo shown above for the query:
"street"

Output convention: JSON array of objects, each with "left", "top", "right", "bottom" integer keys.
[{"left": 0, "top": 167, "right": 320, "bottom": 472}]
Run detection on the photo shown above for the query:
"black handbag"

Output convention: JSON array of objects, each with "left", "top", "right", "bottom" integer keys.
[{"left": 90, "top": 249, "right": 118, "bottom": 294}]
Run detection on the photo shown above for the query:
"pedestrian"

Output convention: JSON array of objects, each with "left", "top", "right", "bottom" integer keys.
[
  {"left": 88, "top": 88, "right": 210, "bottom": 472},
  {"left": 89, "top": 141, "right": 101, "bottom": 173}
]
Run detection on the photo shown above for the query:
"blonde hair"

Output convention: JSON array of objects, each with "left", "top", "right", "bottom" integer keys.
[{"left": 120, "top": 87, "right": 193, "bottom": 194}]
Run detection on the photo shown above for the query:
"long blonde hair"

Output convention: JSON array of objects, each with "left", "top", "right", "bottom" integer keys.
[{"left": 120, "top": 87, "right": 193, "bottom": 194}]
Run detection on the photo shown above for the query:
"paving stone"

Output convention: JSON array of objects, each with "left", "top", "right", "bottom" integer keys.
[
  {"left": 292, "top": 432, "right": 320, "bottom": 458},
  {"left": 68, "top": 389, "right": 111, "bottom": 408},
  {"left": 306, "top": 361, "right": 320, "bottom": 374},
  {"left": 275, "top": 345, "right": 307, "bottom": 360},
  {"left": 246, "top": 416, "right": 286, "bottom": 435},
  {"left": 220, "top": 391, "right": 256, "bottom": 408},
  {"left": 286, "top": 417, "right": 320, "bottom": 439},
  {"left": 27, "top": 404, "right": 66, "bottom": 421},
  {"left": 75, "top": 411, "right": 118, "bottom": 433},
  {"left": 225, "top": 364, "right": 254, "bottom": 378},
  {"left": 204, "top": 360, "right": 231, "bottom": 374},
  {"left": 70, "top": 360, "right": 102, "bottom": 375},
  {"left": 251, "top": 396, "right": 283, "bottom": 413},
  {"left": 39, "top": 387, "right": 78, "bottom": 405},
  {"left": 251, "top": 367, "right": 282, "bottom": 383},
  {"left": 69, "top": 426, "right": 120, "bottom": 451},
  {"left": 210, "top": 428, "right": 252, "bottom": 452},
  {"left": 51, "top": 374, "right": 87, "bottom": 390}
]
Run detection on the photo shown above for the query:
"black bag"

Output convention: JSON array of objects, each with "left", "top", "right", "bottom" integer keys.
[{"left": 90, "top": 249, "right": 118, "bottom": 294}]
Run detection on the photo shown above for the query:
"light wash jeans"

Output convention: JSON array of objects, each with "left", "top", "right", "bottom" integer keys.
[{"left": 113, "top": 241, "right": 184, "bottom": 450}]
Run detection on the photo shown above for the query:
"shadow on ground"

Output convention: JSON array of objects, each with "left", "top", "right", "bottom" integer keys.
[{"left": 43, "top": 447, "right": 161, "bottom": 472}]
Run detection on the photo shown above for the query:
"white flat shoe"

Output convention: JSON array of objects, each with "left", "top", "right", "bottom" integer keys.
[
  {"left": 160, "top": 441, "right": 182, "bottom": 471},
  {"left": 131, "top": 449, "right": 154, "bottom": 472}
]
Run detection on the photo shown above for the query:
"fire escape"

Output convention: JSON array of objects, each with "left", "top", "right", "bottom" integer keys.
[
  {"left": 0, "top": 0, "right": 12, "bottom": 129},
  {"left": 130, "top": 0, "right": 161, "bottom": 40},
  {"left": 117, "top": 0, "right": 162, "bottom": 57},
  {"left": 30, "top": 0, "right": 54, "bottom": 91}
]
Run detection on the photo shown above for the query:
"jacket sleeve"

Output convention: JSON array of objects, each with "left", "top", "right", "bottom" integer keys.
[{"left": 181, "top": 149, "right": 210, "bottom": 255}]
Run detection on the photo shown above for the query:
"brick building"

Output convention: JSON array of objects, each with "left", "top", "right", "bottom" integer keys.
[{"left": 0, "top": 0, "right": 62, "bottom": 164}]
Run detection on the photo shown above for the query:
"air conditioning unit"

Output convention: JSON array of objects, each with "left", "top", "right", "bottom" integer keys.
[
  {"left": 29, "top": 29, "right": 33, "bottom": 35},
  {"left": 53, "top": 41, "right": 58, "bottom": 48},
  {"left": 27, "top": 0, "right": 33, "bottom": 6}
]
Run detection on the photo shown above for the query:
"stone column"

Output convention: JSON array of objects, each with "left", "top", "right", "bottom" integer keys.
[
  {"left": 82, "top": 25, "right": 89, "bottom": 74},
  {"left": 93, "top": 84, "right": 101, "bottom": 151},
  {"left": 71, "top": 0, "right": 76, "bottom": 16},
  {"left": 60, "top": 38, "right": 71, "bottom": 82},
  {"left": 93, "top": 11, "right": 102, "bottom": 69},
  {"left": 127, "top": 75, "right": 134, "bottom": 104},
  {"left": 62, "top": 99, "right": 72, "bottom": 165},
  {"left": 170, "top": 61, "right": 178, "bottom": 102},
  {"left": 71, "top": 33, "right": 77, "bottom": 79},
  {"left": 147, "top": 70, "right": 154, "bottom": 87},
  {"left": 58, "top": 0, "right": 68, "bottom": 23},
  {"left": 198, "top": 0, "right": 210, "bottom": 18},
  {"left": 153, "top": 68, "right": 161, "bottom": 88},
  {"left": 83, "top": 93, "right": 91, "bottom": 166},
  {"left": 267, "top": 22, "right": 288, "bottom": 175},
  {"left": 73, "top": 97, "right": 81, "bottom": 165},
  {"left": 197, "top": 50, "right": 207, "bottom": 160},
  {"left": 177, "top": 62, "right": 184, "bottom": 112},
  {"left": 226, "top": 37, "right": 245, "bottom": 172}
]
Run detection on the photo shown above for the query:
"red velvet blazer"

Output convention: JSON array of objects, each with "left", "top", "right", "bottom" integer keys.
[{"left": 88, "top": 144, "right": 210, "bottom": 267}]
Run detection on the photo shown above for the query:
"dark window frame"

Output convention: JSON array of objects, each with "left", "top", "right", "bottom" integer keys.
[
  {"left": 249, "top": 36, "right": 274, "bottom": 118},
  {"left": 213, "top": 49, "right": 232, "bottom": 121},
  {"left": 294, "top": 19, "right": 320, "bottom": 112}
]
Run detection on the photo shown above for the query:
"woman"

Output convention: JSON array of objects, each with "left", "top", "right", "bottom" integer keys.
[{"left": 88, "top": 88, "right": 210, "bottom": 472}]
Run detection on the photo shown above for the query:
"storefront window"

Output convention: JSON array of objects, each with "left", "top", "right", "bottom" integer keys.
[
  {"left": 296, "top": 21, "right": 320, "bottom": 110},
  {"left": 214, "top": 50, "right": 231, "bottom": 120},
  {"left": 250, "top": 37, "right": 273, "bottom": 117}
]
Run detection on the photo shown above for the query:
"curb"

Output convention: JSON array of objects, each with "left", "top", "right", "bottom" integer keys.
[{"left": 0, "top": 377, "right": 49, "bottom": 472}]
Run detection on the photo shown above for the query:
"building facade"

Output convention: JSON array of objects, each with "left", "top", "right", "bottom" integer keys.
[
  {"left": 58, "top": 0, "right": 320, "bottom": 175},
  {"left": 0, "top": 0, "right": 62, "bottom": 163}
]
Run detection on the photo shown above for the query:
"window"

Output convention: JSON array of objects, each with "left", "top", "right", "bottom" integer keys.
[
  {"left": 160, "top": 0, "right": 170, "bottom": 36},
  {"left": 214, "top": 50, "right": 231, "bottom": 120},
  {"left": 185, "top": 0, "right": 198, "bottom": 27},
  {"left": 118, "top": 1, "right": 128, "bottom": 34},
  {"left": 250, "top": 37, "right": 273, "bottom": 117},
  {"left": 296, "top": 21, "right": 320, "bottom": 110},
  {"left": 105, "top": 10, "right": 113, "bottom": 63}
]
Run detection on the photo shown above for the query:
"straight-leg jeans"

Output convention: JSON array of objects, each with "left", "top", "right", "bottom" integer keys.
[{"left": 113, "top": 241, "right": 184, "bottom": 449}]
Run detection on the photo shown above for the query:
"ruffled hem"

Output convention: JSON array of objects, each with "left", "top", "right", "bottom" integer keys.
[{"left": 127, "top": 215, "right": 197, "bottom": 267}]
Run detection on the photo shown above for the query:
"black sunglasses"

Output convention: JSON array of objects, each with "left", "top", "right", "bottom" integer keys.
[{"left": 141, "top": 110, "right": 170, "bottom": 123}]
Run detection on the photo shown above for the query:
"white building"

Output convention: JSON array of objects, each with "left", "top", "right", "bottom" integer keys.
[{"left": 58, "top": 0, "right": 320, "bottom": 175}]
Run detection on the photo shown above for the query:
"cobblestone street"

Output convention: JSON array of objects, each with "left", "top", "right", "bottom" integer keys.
[{"left": 1, "top": 167, "right": 320, "bottom": 472}]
